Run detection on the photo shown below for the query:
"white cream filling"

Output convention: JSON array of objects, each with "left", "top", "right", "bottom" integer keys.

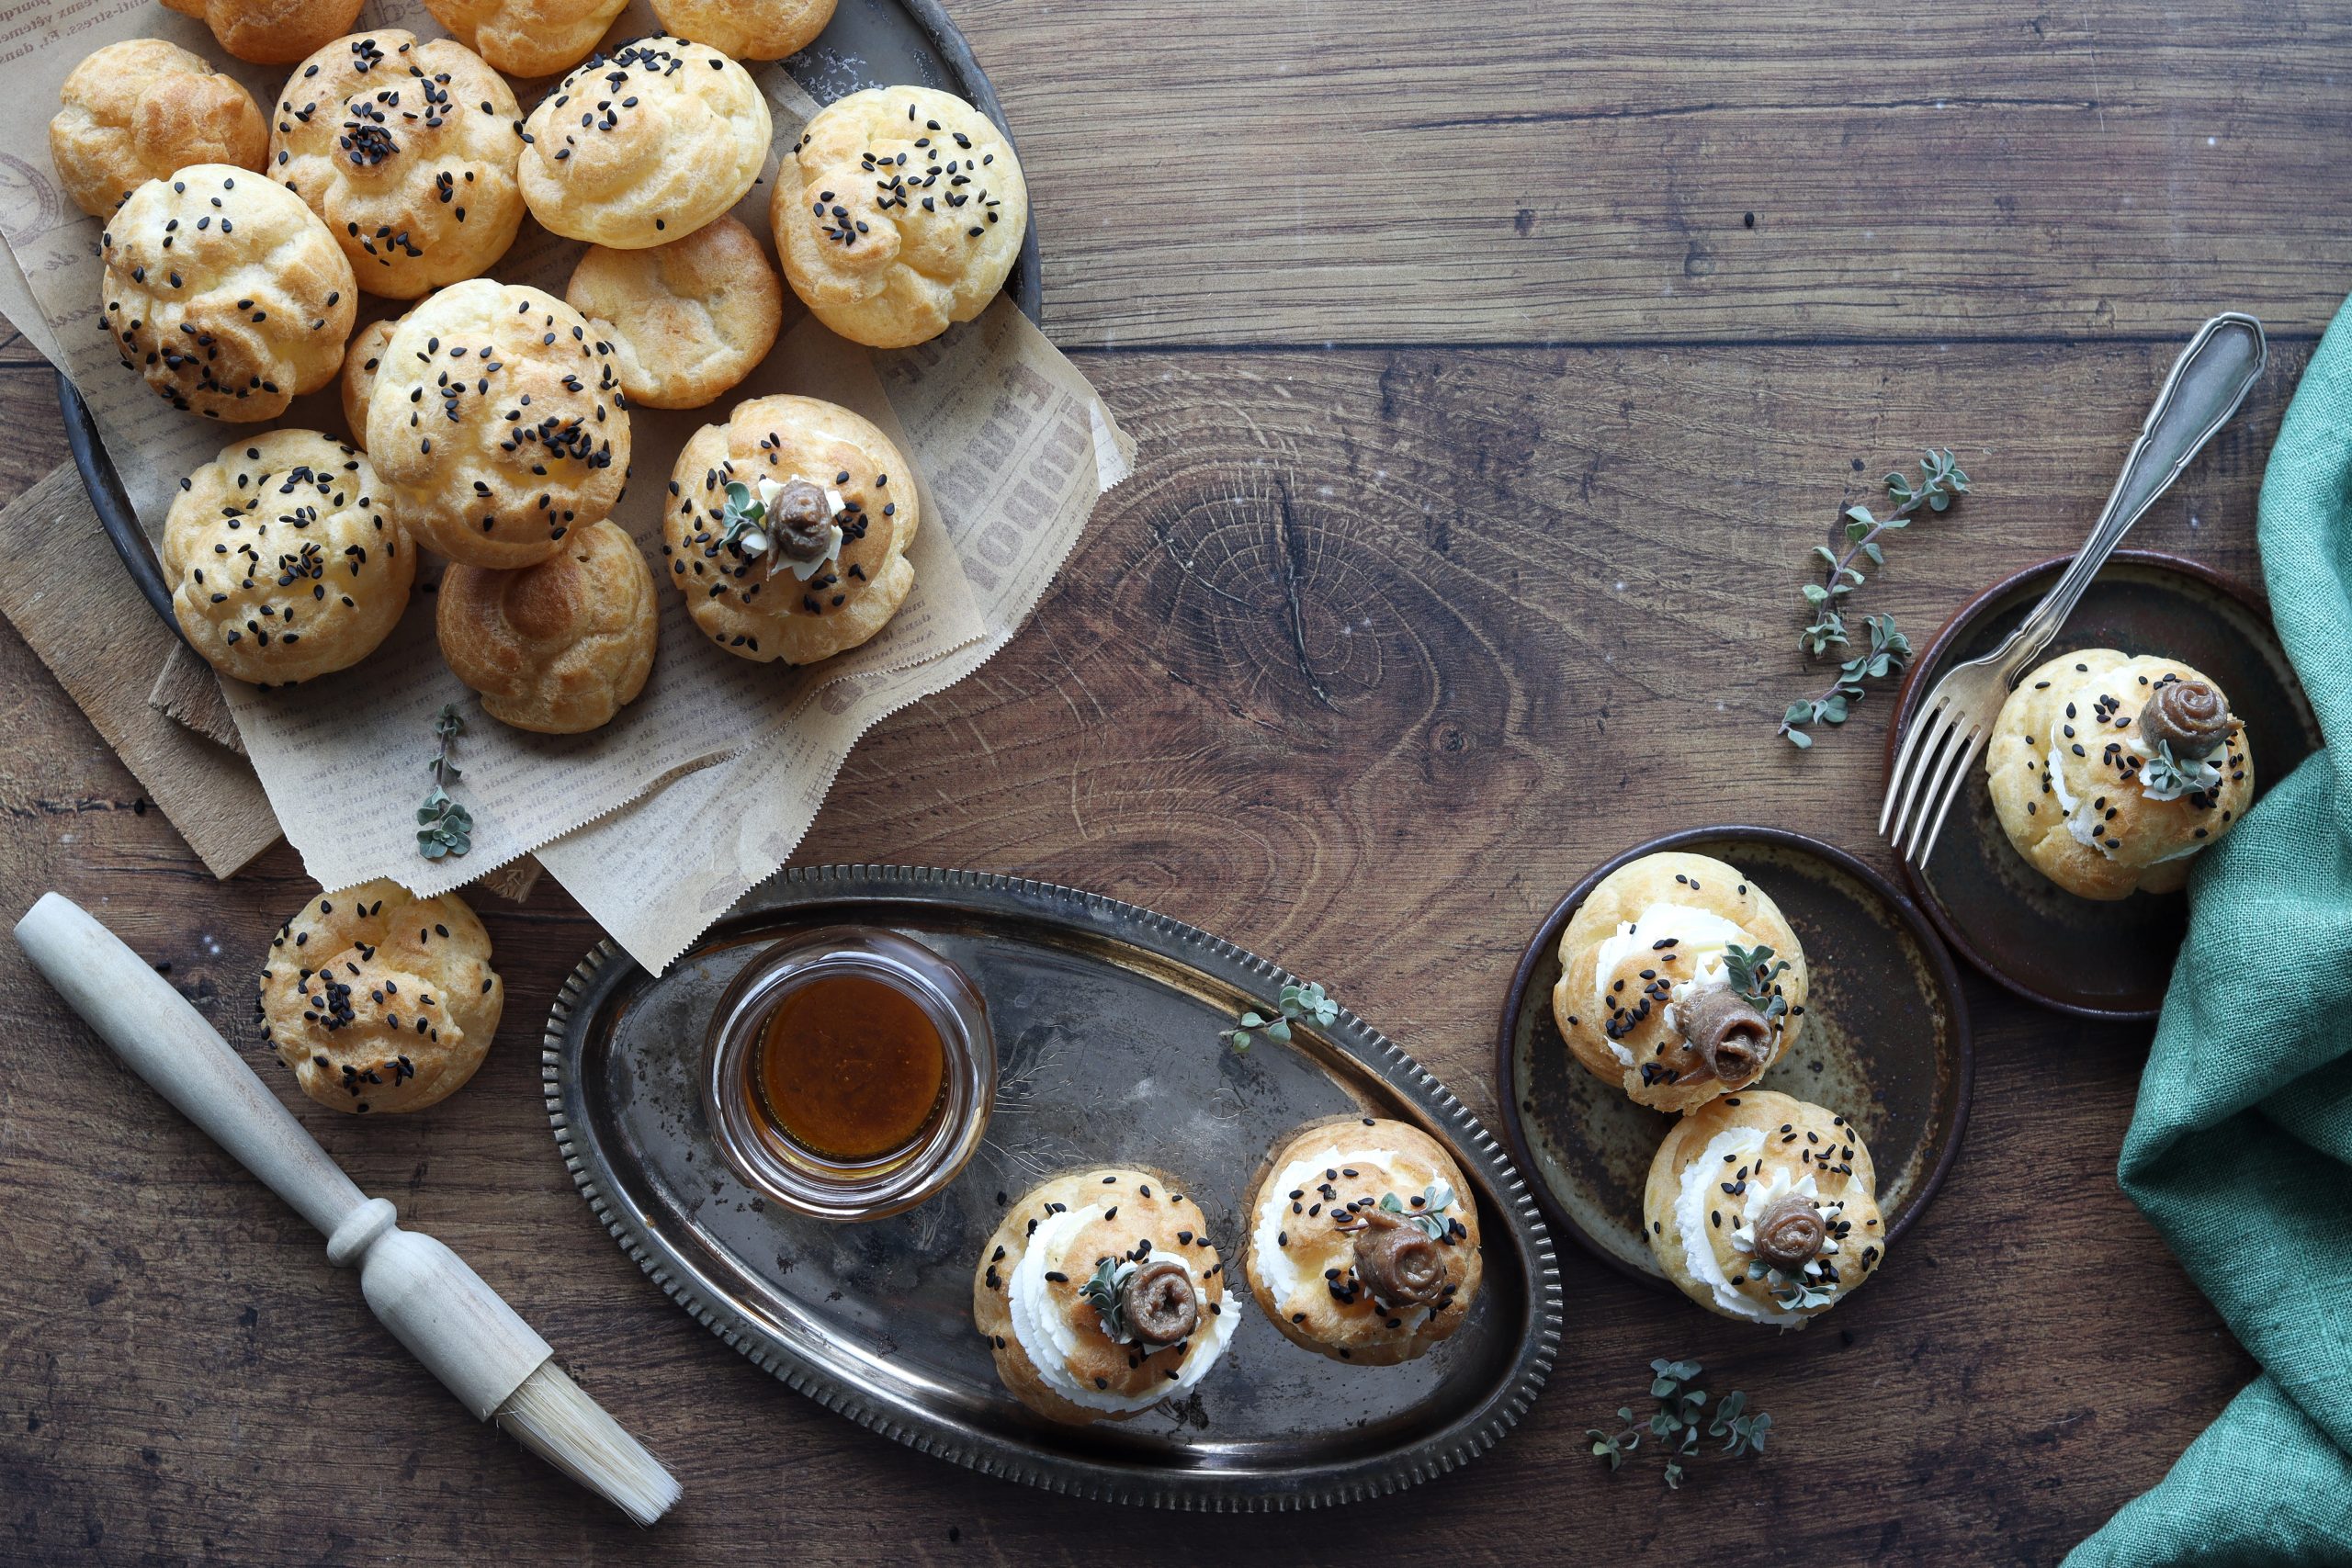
[
  {"left": 1250, "top": 1148, "right": 1408, "bottom": 1313},
  {"left": 1669, "top": 1128, "right": 1805, "bottom": 1327},
  {"left": 2049, "top": 744, "right": 2116, "bottom": 858},
  {"left": 1589, "top": 902, "right": 1750, "bottom": 1020},
  {"left": 1008, "top": 1203, "right": 1238, "bottom": 1414}
]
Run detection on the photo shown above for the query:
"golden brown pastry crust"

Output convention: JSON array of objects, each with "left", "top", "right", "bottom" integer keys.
[
  {"left": 339, "top": 315, "right": 401, "bottom": 448},
  {"left": 366, "top": 279, "right": 629, "bottom": 570},
  {"left": 564, "top": 217, "right": 782, "bottom": 410},
  {"left": 1986, "top": 649, "right": 2254, "bottom": 900},
  {"left": 1240, "top": 1117, "right": 1482, "bottom": 1365},
  {"left": 772, "top": 85, "right": 1026, "bottom": 348},
  {"left": 268, "top": 31, "right": 526, "bottom": 299},
  {"left": 650, "top": 0, "right": 837, "bottom": 60},
  {"left": 971, "top": 1168, "right": 1232, "bottom": 1427},
  {"left": 437, "top": 519, "right": 658, "bottom": 733},
  {"left": 662, "top": 394, "right": 917, "bottom": 664},
  {"left": 50, "top": 39, "right": 268, "bottom": 219},
  {"left": 419, "top": 0, "right": 629, "bottom": 79},
  {"left": 257, "top": 879, "right": 504, "bottom": 1114},
  {"left": 518, "top": 36, "right": 770, "bottom": 250},
  {"left": 1551, "top": 852, "right": 1807, "bottom": 1112},
  {"left": 101, "top": 164, "right": 356, "bottom": 423},
  {"left": 162, "top": 430, "right": 413, "bottom": 686},
  {"left": 1643, "top": 1089, "right": 1884, "bottom": 1327},
  {"left": 161, "top": 0, "right": 367, "bottom": 66}
]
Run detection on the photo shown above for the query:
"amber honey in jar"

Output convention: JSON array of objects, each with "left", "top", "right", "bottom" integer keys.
[{"left": 754, "top": 973, "right": 946, "bottom": 1159}]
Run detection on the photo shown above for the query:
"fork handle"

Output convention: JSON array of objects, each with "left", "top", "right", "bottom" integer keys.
[{"left": 2006, "top": 312, "right": 2267, "bottom": 674}]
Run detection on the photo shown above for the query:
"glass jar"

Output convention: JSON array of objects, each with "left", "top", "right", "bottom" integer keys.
[{"left": 700, "top": 925, "right": 993, "bottom": 1222}]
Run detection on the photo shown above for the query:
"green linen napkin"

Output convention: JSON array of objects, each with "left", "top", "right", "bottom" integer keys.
[{"left": 2065, "top": 305, "right": 2352, "bottom": 1565}]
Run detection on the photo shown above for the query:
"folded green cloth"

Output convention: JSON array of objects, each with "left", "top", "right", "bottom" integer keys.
[{"left": 2066, "top": 304, "right": 2352, "bottom": 1566}]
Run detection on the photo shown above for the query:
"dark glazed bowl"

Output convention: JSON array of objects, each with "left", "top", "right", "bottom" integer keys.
[
  {"left": 1885, "top": 550, "right": 2320, "bottom": 1021},
  {"left": 1495, "top": 825, "right": 1973, "bottom": 1289}
]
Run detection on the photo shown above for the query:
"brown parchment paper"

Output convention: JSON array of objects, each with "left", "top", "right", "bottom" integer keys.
[{"left": 0, "top": 0, "right": 1131, "bottom": 966}]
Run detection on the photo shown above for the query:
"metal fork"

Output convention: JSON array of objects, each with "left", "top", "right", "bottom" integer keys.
[{"left": 1880, "top": 311, "right": 2268, "bottom": 867}]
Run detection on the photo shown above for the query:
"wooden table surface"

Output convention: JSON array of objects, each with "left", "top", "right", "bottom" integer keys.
[{"left": 2, "top": 0, "right": 2335, "bottom": 1562}]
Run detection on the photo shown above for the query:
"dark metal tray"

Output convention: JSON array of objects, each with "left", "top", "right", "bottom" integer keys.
[
  {"left": 542, "top": 866, "right": 1563, "bottom": 1510},
  {"left": 68, "top": 0, "right": 1043, "bottom": 639}
]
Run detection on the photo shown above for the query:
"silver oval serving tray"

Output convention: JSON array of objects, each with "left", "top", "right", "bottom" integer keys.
[{"left": 543, "top": 865, "right": 1563, "bottom": 1509}]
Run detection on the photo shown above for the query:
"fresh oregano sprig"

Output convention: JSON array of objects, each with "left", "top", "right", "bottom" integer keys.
[
  {"left": 1723, "top": 942, "right": 1790, "bottom": 1023},
  {"left": 416, "top": 703, "right": 472, "bottom": 861},
  {"left": 1078, "top": 1254, "right": 1137, "bottom": 1342},
  {"left": 1221, "top": 980, "right": 1338, "bottom": 1053},
  {"left": 1588, "top": 1359, "right": 1772, "bottom": 1489},
  {"left": 1780, "top": 449, "right": 1969, "bottom": 748},
  {"left": 1375, "top": 1183, "right": 1457, "bottom": 1241}
]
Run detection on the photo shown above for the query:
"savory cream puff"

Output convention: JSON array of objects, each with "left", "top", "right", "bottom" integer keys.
[
  {"left": 1986, "top": 650, "right": 2254, "bottom": 899},
  {"left": 1645, "top": 1089, "right": 1884, "bottom": 1328},
  {"left": 436, "top": 518, "right": 658, "bottom": 733},
  {"left": 101, "top": 164, "right": 356, "bottom": 422},
  {"left": 161, "top": 430, "right": 413, "bottom": 685},
  {"left": 771, "top": 85, "right": 1026, "bottom": 347},
  {"left": 563, "top": 217, "right": 782, "bottom": 409},
  {"left": 972, "top": 1168, "right": 1238, "bottom": 1425},
  {"left": 267, "top": 30, "right": 526, "bottom": 299},
  {"left": 257, "top": 879, "right": 505, "bottom": 1114},
  {"left": 420, "top": 0, "right": 629, "bottom": 79},
  {"left": 517, "top": 36, "right": 770, "bottom": 250},
  {"left": 50, "top": 39, "right": 268, "bottom": 219},
  {"left": 1241, "top": 1116, "right": 1481, "bottom": 1364},
  {"left": 662, "top": 393, "right": 918, "bottom": 663},
  {"left": 162, "top": 0, "right": 366, "bottom": 66},
  {"left": 1552, "top": 852, "right": 1807, "bottom": 1112},
  {"left": 364, "top": 278, "right": 629, "bottom": 570}
]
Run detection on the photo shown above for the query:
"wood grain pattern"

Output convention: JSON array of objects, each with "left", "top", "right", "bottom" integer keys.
[
  {"left": 0, "top": 0, "right": 2327, "bottom": 1557},
  {"left": 0, "top": 337, "right": 2282, "bottom": 1562},
  {"left": 967, "top": 0, "right": 2352, "bottom": 346}
]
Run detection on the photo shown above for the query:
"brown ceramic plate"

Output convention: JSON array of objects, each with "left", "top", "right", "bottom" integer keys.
[
  {"left": 1495, "top": 826, "right": 1971, "bottom": 1289},
  {"left": 1886, "top": 550, "right": 2320, "bottom": 1021}
]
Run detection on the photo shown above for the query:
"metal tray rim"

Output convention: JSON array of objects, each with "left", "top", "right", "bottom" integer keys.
[{"left": 542, "top": 863, "right": 1566, "bottom": 1511}]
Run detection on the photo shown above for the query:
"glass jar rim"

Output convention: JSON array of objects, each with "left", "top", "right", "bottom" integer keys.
[{"left": 701, "top": 925, "right": 993, "bottom": 1222}]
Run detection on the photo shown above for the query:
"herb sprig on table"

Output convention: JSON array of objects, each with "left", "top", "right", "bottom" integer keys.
[
  {"left": 416, "top": 704, "right": 472, "bottom": 861},
  {"left": 1779, "top": 449, "right": 1970, "bottom": 748},
  {"left": 1588, "top": 1359, "right": 1773, "bottom": 1489}
]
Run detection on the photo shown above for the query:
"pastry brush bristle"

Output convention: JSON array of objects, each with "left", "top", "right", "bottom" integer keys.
[{"left": 492, "top": 1361, "right": 681, "bottom": 1527}]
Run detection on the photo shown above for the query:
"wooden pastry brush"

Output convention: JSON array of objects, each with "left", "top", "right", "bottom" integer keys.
[{"left": 15, "top": 893, "right": 681, "bottom": 1527}]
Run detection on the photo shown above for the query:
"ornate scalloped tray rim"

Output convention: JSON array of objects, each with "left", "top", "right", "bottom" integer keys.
[{"left": 542, "top": 864, "right": 1564, "bottom": 1511}]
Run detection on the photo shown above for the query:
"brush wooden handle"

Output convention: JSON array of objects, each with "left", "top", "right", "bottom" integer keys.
[
  {"left": 15, "top": 892, "right": 553, "bottom": 1421},
  {"left": 16, "top": 891, "right": 370, "bottom": 1238}
]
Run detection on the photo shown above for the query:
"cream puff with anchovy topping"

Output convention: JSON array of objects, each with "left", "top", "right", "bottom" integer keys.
[
  {"left": 662, "top": 393, "right": 917, "bottom": 664},
  {"left": 1553, "top": 852, "right": 1807, "bottom": 1112},
  {"left": 1987, "top": 650, "right": 2253, "bottom": 900},
  {"left": 1241, "top": 1117, "right": 1482, "bottom": 1365},
  {"left": 1645, "top": 1090, "right": 1884, "bottom": 1328},
  {"left": 972, "top": 1168, "right": 1238, "bottom": 1426}
]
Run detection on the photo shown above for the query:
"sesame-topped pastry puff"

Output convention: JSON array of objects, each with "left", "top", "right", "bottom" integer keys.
[
  {"left": 771, "top": 85, "right": 1026, "bottom": 348},
  {"left": 438, "top": 519, "right": 658, "bottom": 733},
  {"left": 650, "top": 0, "right": 837, "bottom": 61},
  {"left": 1987, "top": 650, "right": 2254, "bottom": 900},
  {"left": 972, "top": 1168, "right": 1238, "bottom": 1426},
  {"left": 100, "top": 165, "right": 356, "bottom": 423},
  {"left": 338, "top": 314, "right": 403, "bottom": 448},
  {"left": 1645, "top": 1089, "right": 1884, "bottom": 1328},
  {"left": 420, "top": 0, "right": 630, "bottom": 80},
  {"left": 517, "top": 37, "right": 771, "bottom": 251},
  {"left": 1242, "top": 1117, "right": 1482, "bottom": 1365},
  {"left": 50, "top": 39, "right": 269, "bottom": 220},
  {"left": 564, "top": 217, "right": 784, "bottom": 410},
  {"left": 1552, "top": 852, "right": 1807, "bottom": 1112},
  {"left": 366, "top": 278, "right": 630, "bottom": 570},
  {"left": 162, "top": 0, "right": 366, "bottom": 67},
  {"left": 662, "top": 393, "right": 917, "bottom": 664},
  {"left": 258, "top": 879, "right": 505, "bottom": 1115},
  {"left": 162, "top": 430, "right": 413, "bottom": 686},
  {"left": 267, "top": 31, "right": 526, "bottom": 299}
]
